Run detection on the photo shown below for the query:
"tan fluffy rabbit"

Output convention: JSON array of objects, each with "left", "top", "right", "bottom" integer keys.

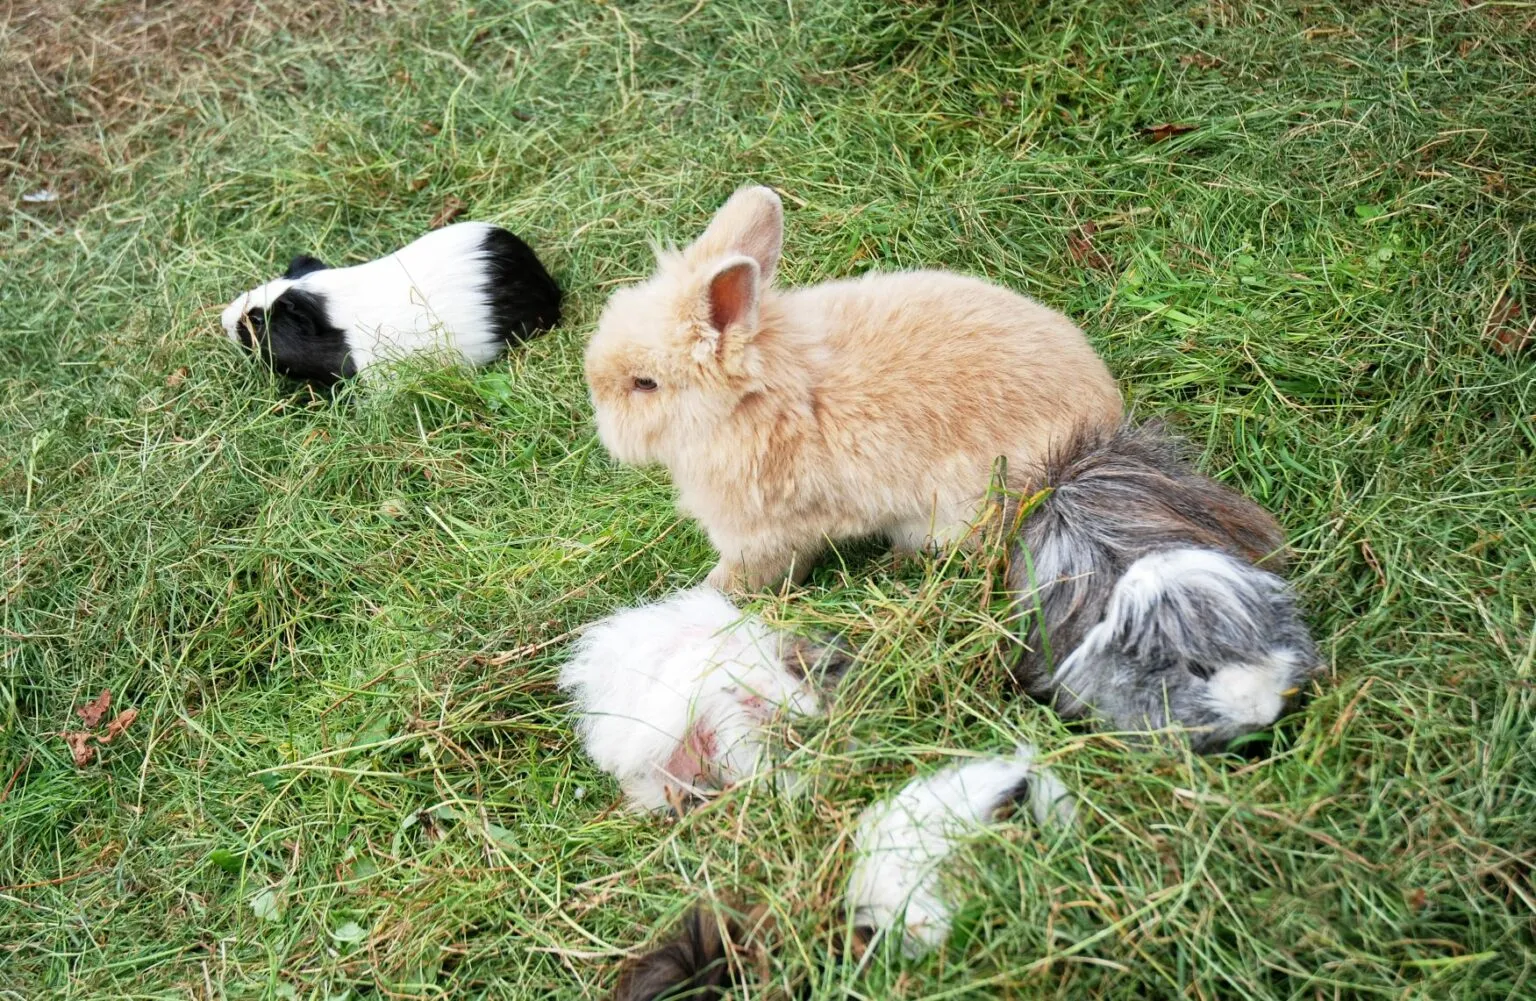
[{"left": 585, "top": 185, "right": 1123, "bottom": 591}]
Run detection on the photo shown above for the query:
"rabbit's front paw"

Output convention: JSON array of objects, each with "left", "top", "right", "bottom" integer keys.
[{"left": 706, "top": 559, "right": 744, "bottom": 592}]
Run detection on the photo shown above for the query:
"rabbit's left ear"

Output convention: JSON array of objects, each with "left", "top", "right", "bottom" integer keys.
[
  {"left": 707, "top": 256, "right": 759, "bottom": 333},
  {"left": 687, "top": 186, "right": 783, "bottom": 285},
  {"left": 692, "top": 254, "right": 761, "bottom": 365}
]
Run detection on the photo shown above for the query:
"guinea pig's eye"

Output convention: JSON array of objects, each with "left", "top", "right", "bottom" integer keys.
[
  {"left": 235, "top": 309, "right": 266, "bottom": 348},
  {"left": 632, "top": 377, "right": 658, "bottom": 392}
]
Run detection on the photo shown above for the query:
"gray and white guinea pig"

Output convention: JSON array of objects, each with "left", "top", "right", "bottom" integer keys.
[
  {"left": 220, "top": 222, "right": 562, "bottom": 383},
  {"left": 1011, "top": 422, "right": 1320, "bottom": 753}
]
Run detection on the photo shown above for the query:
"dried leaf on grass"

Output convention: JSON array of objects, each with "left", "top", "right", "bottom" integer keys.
[
  {"left": 1484, "top": 293, "right": 1531, "bottom": 356},
  {"left": 1067, "top": 221, "right": 1113, "bottom": 272},
  {"left": 1141, "top": 122, "right": 1197, "bottom": 143},
  {"left": 76, "top": 689, "right": 111, "bottom": 727},
  {"left": 64, "top": 693, "right": 138, "bottom": 764},
  {"left": 100, "top": 709, "right": 140, "bottom": 744},
  {"left": 430, "top": 196, "right": 467, "bottom": 229},
  {"left": 62, "top": 732, "right": 95, "bottom": 767}
]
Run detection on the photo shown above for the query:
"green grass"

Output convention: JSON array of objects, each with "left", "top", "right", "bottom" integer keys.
[{"left": 2, "top": 0, "right": 1534, "bottom": 997}]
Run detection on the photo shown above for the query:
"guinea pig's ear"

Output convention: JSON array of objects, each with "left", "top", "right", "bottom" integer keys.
[
  {"left": 686, "top": 186, "right": 783, "bottom": 285},
  {"left": 693, "top": 255, "right": 760, "bottom": 366},
  {"left": 266, "top": 292, "right": 322, "bottom": 341},
  {"left": 283, "top": 255, "right": 330, "bottom": 280}
]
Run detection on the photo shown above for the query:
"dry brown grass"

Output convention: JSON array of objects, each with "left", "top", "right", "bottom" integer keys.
[{"left": 0, "top": 0, "right": 379, "bottom": 205}]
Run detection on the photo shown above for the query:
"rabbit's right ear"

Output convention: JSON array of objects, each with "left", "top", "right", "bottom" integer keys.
[{"left": 686, "top": 186, "right": 783, "bottom": 285}]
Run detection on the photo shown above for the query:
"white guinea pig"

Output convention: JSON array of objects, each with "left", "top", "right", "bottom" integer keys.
[
  {"left": 846, "top": 746, "right": 1077, "bottom": 957},
  {"left": 558, "top": 586, "right": 852, "bottom": 813},
  {"left": 221, "top": 222, "right": 561, "bottom": 383}
]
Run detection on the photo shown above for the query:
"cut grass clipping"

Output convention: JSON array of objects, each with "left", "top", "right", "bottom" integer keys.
[{"left": 2, "top": 1, "right": 1533, "bottom": 999}]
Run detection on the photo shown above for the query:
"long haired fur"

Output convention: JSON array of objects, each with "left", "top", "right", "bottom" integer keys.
[
  {"left": 584, "top": 185, "right": 1123, "bottom": 591},
  {"left": 558, "top": 586, "right": 851, "bottom": 812},
  {"left": 1010, "top": 422, "right": 1319, "bottom": 751},
  {"left": 608, "top": 902, "right": 760, "bottom": 1001},
  {"left": 846, "top": 745, "right": 1076, "bottom": 957}
]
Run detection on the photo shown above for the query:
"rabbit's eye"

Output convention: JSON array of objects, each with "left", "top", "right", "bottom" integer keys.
[{"left": 632, "top": 377, "right": 658, "bottom": 392}]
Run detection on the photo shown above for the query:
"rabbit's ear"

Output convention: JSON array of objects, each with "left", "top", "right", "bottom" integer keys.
[
  {"left": 693, "top": 255, "right": 761, "bottom": 366},
  {"left": 687, "top": 186, "right": 783, "bottom": 284},
  {"left": 707, "top": 257, "right": 759, "bottom": 334}
]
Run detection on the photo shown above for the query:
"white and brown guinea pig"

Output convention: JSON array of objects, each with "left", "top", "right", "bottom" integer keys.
[
  {"left": 558, "top": 586, "right": 852, "bottom": 813},
  {"left": 221, "top": 222, "right": 561, "bottom": 383}
]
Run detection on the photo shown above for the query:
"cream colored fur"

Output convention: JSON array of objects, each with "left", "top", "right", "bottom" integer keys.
[{"left": 585, "top": 186, "right": 1124, "bottom": 591}]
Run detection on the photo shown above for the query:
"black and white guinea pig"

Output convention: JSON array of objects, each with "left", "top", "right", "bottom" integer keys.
[{"left": 220, "top": 222, "right": 562, "bottom": 383}]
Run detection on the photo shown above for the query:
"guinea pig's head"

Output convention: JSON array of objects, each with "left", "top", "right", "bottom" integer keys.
[
  {"left": 584, "top": 186, "right": 783, "bottom": 468},
  {"left": 221, "top": 276, "right": 291, "bottom": 346},
  {"left": 221, "top": 255, "right": 355, "bottom": 383}
]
